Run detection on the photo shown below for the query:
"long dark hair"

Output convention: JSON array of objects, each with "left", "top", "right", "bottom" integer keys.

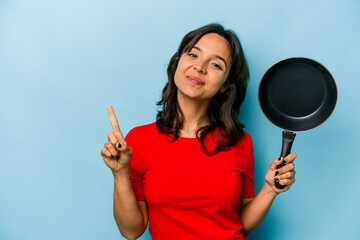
[{"left": 156, "top": 23, "right": 250, "bottom": 155}]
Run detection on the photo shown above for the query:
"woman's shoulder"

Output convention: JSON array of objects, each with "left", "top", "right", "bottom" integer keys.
[
  {"left": 243, "top": 131, "right": 252, "bottom": 141},
  {"left": 129, "top": 122, "right": 156, "bottom": 132},
  {"left": 125, "top": 122, "right": 159, "bottom": 140},
  {"left": 232, "top": 130, "right": 253, "bottom": 150}
]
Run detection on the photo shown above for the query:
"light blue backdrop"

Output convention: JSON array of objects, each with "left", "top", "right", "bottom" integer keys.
[{"left": 1, "top": 0, "right": 359, "bottom": 239}]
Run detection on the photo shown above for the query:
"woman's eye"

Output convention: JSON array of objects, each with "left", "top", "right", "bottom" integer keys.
[
  {"left": 187, "top": 53, "right": 197, "bottom": 58},
  {"left": 212, "top": 63, "right": 223, "bottom": 70}
]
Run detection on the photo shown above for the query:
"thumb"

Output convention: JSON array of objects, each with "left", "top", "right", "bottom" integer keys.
[{"left": 116, "top": 141, "right": 132, "bottom": 157}]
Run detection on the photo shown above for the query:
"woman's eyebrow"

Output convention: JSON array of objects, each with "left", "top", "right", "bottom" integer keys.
[{"left": 192, "top": 46, "right": 227, "bottom": 68}]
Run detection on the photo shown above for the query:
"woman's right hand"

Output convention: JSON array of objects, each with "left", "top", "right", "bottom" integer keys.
[{"left": 101, "top": 106, "right": 133, "bottom": 175}]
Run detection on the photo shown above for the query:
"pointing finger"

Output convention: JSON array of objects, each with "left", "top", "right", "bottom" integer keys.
[{"left": 107, "top": 105, "right": 124, "bottom": 140}]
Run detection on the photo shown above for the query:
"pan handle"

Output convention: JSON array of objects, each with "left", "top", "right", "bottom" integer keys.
[{"left": 275, "top": 131, "right": 296, "bottom": 189}]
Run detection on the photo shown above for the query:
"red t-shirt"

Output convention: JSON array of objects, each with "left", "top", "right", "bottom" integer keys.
[{"left": 125, "top": 122, "right": 255, "bottom": 240}]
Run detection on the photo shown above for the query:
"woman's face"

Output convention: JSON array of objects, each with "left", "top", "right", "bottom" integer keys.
[{"left": 174, "top": 33, "right": 232, "bottom": 101}]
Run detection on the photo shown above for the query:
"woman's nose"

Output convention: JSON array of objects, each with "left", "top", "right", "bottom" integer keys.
[{"left": 193, "top": 62, "right": 206, "bottom": 73}]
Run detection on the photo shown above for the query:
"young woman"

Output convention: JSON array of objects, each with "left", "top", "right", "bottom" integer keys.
[{"left": 101, "top": 24, "right": 296, "bottom": 240}]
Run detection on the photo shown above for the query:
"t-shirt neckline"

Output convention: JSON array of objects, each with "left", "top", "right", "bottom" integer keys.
[{"left": 178, "top": 136, "right": 198, "bottom": 140}]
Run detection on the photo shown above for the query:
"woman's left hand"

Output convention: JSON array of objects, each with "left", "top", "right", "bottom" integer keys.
[{"left": 265, "top": 152, "right": 297, "bottom": 194}]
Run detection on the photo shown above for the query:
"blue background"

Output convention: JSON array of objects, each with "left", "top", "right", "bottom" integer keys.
[{"left": 1, "top": 0, "right": 359, "bottom": 239}]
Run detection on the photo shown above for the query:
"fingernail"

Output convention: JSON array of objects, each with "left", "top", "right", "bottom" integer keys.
[
  {"left": 275, "top": 171, "right": 279, "bottom": 176},
  {"left": 117, "top": 143, "right": 121, "bottom": 148},
  {"left": 275, "top": 177, "right": 279, "bottom": 182}
]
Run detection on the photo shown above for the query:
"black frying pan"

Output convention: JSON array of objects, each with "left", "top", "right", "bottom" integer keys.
[{"left": 258, "top": 57, "right": 337, "bottom": 189}]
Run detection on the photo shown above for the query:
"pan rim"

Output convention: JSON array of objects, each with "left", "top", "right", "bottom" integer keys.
[{"left": 257, "top": 56, "right": 338, "bottom": 133}]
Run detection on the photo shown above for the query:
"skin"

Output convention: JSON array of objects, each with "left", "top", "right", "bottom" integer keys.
[
  {"left": 101, "top": 106, "right": 147, "bottom": 240},
  {"left": 174, "top": 33, "right": 231, "bottom": 136},
  {"left": 101, "top": 33, "right": 296, "bottom": 238}
]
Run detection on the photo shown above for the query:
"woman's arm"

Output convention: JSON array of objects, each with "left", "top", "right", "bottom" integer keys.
[
  {"left": 239, "top": 183, "right": 277, "bottom": 236},
  {"left": 101, "top": 106, "right": 148, "bottom": 240},
  {"left": 239, "top": 153, "right": 297, "bottom": 236},
  {"left": 113, "top": 170, "right": 148, "bottom": 240}
]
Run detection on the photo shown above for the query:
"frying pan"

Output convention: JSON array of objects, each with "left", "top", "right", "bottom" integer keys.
[{"left": 258, "top": 57, "right": 337, "bottom": 189}]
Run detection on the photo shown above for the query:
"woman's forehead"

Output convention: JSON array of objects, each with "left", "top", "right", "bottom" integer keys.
[{"left": 192, "top": 33, "right": 232, "bottom": 63}]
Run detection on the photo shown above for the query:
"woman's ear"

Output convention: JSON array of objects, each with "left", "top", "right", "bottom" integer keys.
[{"left": 220, "top": 84, "right": 228, "bottom": 93}]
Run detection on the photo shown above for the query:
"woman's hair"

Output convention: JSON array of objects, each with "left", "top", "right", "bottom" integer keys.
[{"left": 156, "top": 23, "right": 250, "bottom": 155}]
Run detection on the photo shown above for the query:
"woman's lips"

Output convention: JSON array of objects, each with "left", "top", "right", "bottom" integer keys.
[{"left": 187, "top": 76, "right": 204, "bottom": 86}]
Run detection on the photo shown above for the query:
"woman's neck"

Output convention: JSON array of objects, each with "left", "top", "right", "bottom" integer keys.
[{"left": 177, "top": 92, "right": 210, "bottom": 138}]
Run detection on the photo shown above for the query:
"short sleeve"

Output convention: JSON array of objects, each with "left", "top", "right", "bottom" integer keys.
[
  {"left": 240, "top": 137, "right": 255, "bottom": 199},
  {"left": 125, "top": 129, "right": 145, "bottom": 201}
]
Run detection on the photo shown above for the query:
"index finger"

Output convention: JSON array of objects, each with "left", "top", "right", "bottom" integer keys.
[
  {"left": 284, "top": 152, "right": 297, "bottom": 163},
  {"left": 107, "top": 105, "right": 122, "bottom": 134}
]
